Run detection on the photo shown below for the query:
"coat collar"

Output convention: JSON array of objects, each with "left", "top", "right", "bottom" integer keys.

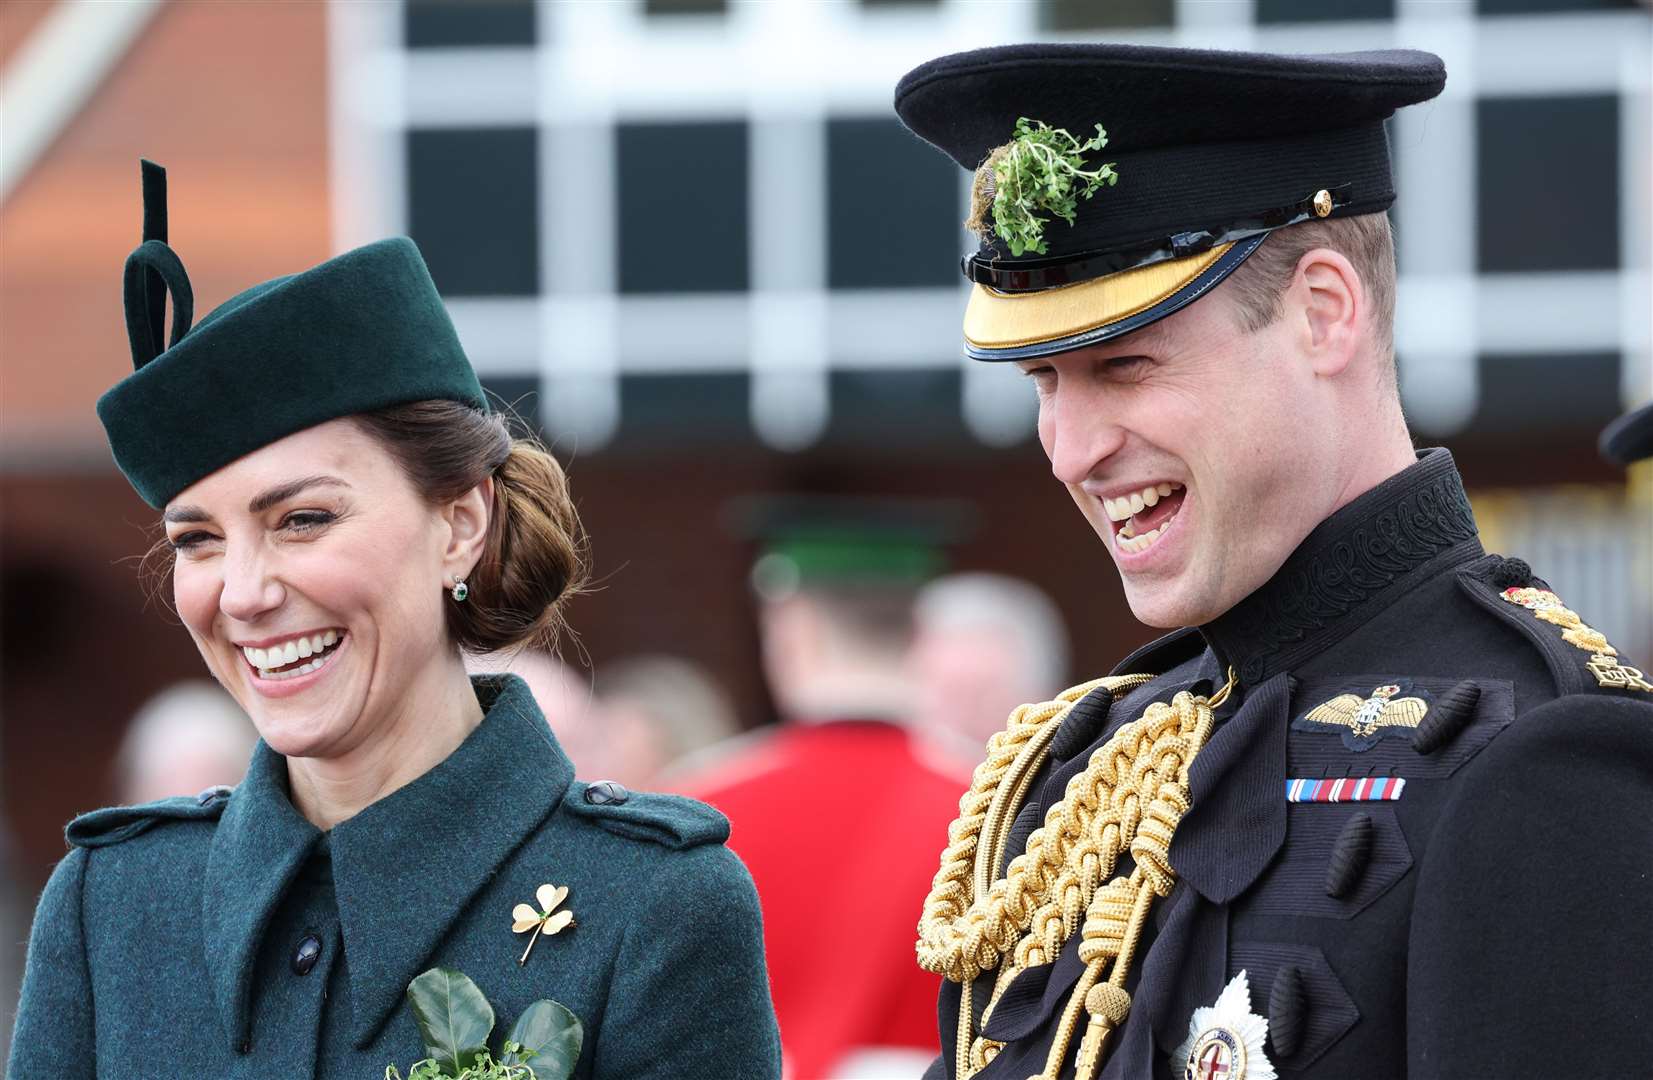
[
  {"left": 1199, "top": 448, "right": 1482, "bottom": 689},
  {"left": 203, "top": 675, "right": 575, "bottom": 1053}
]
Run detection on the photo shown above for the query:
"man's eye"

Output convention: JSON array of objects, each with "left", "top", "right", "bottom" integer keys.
[{"left": 1104, "top": 355, "right": 1149, "bottom": 375}]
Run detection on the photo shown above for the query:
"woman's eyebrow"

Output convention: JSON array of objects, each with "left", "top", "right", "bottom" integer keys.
[
  {"left": 162, "top": 476, "right": 351, "bottom": 524},
  {"left": 248, "top": 475, "right": 351, "bottom": 515}
]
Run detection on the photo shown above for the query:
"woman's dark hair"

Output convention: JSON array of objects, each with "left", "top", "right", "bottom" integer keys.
[
  {"left": 350, "top": 400, "right": 589, "bottom": 654},
  {"left": 141, "top": 400, "right": 588, "bottom": 654}
]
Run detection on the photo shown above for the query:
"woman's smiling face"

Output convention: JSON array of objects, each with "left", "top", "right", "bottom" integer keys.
[{"left": 164, "top": 418, "right": 457, "bottom": 760}]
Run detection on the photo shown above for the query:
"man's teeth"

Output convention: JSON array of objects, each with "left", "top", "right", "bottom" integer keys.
[
  {"left": 242, "top": 630, "right": 339, "bottom": 677},
  {"left": 1117, "top": 522, "right": 1170, "bottom": 553},
  {"left": 1103, "top": 482, "right": 1182, "bottom": 523}
]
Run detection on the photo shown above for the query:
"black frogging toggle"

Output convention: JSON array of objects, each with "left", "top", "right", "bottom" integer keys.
[
  {"left": 1267, "top": 964, "right": 1308, "bottom": 1059},
  {"left": 123, "top": 159, "right": 194, "bottom": 370},
  {"left": 1413, "top": 680, "right": 1480, "bottom": 755},
  {"left": 1324, "top": 811, "right": 1373, "bottom": 899}
]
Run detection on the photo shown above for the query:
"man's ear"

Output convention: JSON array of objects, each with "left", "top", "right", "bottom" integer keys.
[
  {"left": 441, "top": 475, "right": 493, "bottom": 584},
  {"left": 1292, "top": 247, "right": 1364, "bottom": 378}
]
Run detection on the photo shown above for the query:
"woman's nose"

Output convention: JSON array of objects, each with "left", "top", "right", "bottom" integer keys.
[{"left": 218, "top": 545, "right": 284, "bottom": 623}]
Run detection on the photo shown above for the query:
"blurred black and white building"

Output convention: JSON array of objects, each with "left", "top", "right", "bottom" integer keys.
[{"left": 325, "top": 0, "right": 1651, "bottom": 652}]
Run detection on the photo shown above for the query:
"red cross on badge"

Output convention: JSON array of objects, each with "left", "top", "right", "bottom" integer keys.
[{"left": 1197, "top": 1041, "right": 1231, "bottom": 1080}]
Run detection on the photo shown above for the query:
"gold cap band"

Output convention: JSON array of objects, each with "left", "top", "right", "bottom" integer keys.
[{"left": 962, "top": 243, "right": 1233, "bottom": 353}]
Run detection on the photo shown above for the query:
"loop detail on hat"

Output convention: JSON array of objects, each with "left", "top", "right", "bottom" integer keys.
[
  {"left": 98, "top": 160, "right": 486, "bottom": 509},
  {"left": 123, "top": 239, "right": 195, "bottom": 368}
]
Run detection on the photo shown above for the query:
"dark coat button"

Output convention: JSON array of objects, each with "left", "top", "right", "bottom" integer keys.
[
  {"left": 291, "top": 934, "right": 322, "bottom": 976},
  {"left": 1489, "top": 556, "right": 1535, "bottom": 589},
  {"left": 196, "top": 785, "right": 233, "bottom": 807},
  {"left": 585, "top": 780, "right": 629, "bottom": 806}
]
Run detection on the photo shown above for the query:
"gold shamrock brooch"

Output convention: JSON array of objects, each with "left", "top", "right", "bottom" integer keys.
[{"left": 513, "top": 883, "right": 574, "bottom": 966}]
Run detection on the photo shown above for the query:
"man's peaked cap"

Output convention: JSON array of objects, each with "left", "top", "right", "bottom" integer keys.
[
  {"left": 97, "top": 160, "right": 487, "bottom": 509},
  {"left": 894, "top": 43, "right": 1446, "bottom": 361}
]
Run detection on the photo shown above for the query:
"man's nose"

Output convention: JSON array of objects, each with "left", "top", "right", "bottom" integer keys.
[{"left": 1044, "top": 382, "right": 1125, "bottom": 486}]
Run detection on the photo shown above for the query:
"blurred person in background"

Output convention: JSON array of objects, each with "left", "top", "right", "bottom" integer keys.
[
  {"left": 908, "top": 572, "right": 1070, "bottom": 770},
  {"left": 897, "top": 42, "right": 1653, "bottom": 1080},
  {"left": 595, "top": 654, "right": 739, "bottom": 790},
  {"left": 10, "top": 162, "right": 779, "bottom": 1078},
  {"left": 464, "top": 647, "right": 605, "bottom": 775},
  {"left": 113, "top": 679, "right": 256, "bottom": 804},
  {"left": 679, "top": 501, "right": 969, "bottom": 1080}
]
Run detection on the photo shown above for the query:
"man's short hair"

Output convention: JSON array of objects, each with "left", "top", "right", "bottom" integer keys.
[{"left": 1222, "top": 212, "right": 1397, "bottom": 383}]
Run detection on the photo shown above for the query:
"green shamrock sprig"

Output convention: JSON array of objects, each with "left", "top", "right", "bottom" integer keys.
[
  {"left": 974, "top": 118, "right": 1119, "bottom": 257},
  {"left": 385, "top": 968, "right": 582, "bottom": 1080}
]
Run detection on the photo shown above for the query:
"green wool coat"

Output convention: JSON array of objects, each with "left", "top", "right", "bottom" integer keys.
[{"left": 8, "top": 675, "right": 781, "bottom": 1079}]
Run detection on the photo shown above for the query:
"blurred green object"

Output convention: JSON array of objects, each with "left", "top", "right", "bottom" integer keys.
[{"left": 727, "top": 494, "right": 976, "bottom": 601}]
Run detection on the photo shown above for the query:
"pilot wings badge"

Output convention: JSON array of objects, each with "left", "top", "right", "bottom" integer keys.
[
  {"left": 1292, "top": 681, "right": 1432, "bottom": 752},
  {"left": 1173, "top": 970, "right": 1276, "bottom": 1080}
]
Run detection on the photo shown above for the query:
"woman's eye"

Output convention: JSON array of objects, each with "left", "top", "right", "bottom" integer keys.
[
  {"left": 281, "top": 510, "right": 336, "bottom": 532},
  {"left": 168, "top": 531, "right": 216, "bottom": 552}
]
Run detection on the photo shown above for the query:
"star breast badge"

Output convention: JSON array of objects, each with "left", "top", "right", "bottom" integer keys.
[
  {"left": 1172, "top": 971, "right": 1276, "bottom": 1080},
  {"left": 1292, "top": 681, "right": 1431, "bottom": 752}
]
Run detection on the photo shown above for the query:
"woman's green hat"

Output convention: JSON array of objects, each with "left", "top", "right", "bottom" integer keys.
[{"left": 96, "top": 160, "right": 487, "bottom": 509}]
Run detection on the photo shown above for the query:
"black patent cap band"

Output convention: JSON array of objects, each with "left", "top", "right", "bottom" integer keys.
[{"left": 964, "top": 185, "right": 1351, "bottom": 291}]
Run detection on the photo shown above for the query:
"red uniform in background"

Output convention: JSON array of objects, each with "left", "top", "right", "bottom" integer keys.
[{"left": 679, "top": 719, "right": 968, "bottom": 1080}]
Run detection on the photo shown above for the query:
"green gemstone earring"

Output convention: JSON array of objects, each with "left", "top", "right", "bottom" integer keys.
[{"left": 450, "top": 579, "right": 469, "bottom": 603}]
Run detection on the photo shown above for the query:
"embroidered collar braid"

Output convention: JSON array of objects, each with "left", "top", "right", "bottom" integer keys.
[{"left": 916, "top": 673, "right": 1233, "bottom": 1080}]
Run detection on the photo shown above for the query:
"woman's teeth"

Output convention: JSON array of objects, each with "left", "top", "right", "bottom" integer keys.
[{"left": 242, "top": 630, "right": 340, "bottom": 679}]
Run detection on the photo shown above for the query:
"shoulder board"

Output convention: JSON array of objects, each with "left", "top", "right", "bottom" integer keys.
[
  {"left": 1109, "top": 626, "right": 1204, "bottom": 679},
  {"left": 563, "top": 780, "right": 730, "bottom": 851},
  {"left": 65, "top": 785, "right": 233, "bottom": 850},
  {"left": 1457, "top": 556, "right": 1652, "bottom": 698}
]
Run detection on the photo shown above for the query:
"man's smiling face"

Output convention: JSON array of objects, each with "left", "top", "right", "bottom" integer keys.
[{"left": 1020, "top": 279, "right": 1347, "bottom": 629}]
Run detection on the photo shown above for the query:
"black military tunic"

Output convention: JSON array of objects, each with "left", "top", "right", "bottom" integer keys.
[{"left": 928, "top": 449, "right": 1653, "bottom": 1079}]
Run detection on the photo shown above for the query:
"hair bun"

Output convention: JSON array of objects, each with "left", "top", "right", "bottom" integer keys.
[{"left": 462, "top": 439, "right": 589, "bottom": 653}]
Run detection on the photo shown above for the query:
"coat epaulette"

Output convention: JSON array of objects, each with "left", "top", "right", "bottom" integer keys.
[
  {"left": 65, "top": 785, "right": 233, "bottom": 850},
  {"left": 563, "top": 780, "right": 731, "bottom": 851},
  {"left": 1457, "top": 555, "right": 1653, "bottom": 698}
]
